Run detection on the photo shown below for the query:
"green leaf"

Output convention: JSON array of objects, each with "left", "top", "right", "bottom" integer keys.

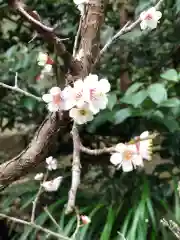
[
  {"left": 163, "top": 117, "right": 179, "bottom": 132},
  {"left": 121, "top": 90, "right": 147, "bottom": 108},
  {"left": 114, "top": 108, "right": 132, "bottom": 124},
  {"left": 148, "top": 83, "right": 167, "bottom": 104},
  {"left": 107, "top": 93, "right": 117, "bottom": 110},
  {"left": 21, "top": 97, "right": 37, "bottom": 112},
  {"left": 160, "top": 69, "right": 178, "bottom": 82},
  {"left": 125, "top": 82, "right": 144, "bottom": 96},
  {"left": 160, "top": 98, "right": 180, "bottom": 108}
]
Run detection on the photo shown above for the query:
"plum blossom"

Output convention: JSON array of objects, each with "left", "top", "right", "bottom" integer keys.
[
  {"left": 80, "top": 215, "right": 91, "bottom": 225},
  {"left": 110, "top": 143, "right": 144, "bottom": 172},
  {"left": 42, "top": 176, "right": 63, "bottom": 192},
  {"left": 34, "top": 173, "right": 44, "bottom": 181},
  {"left": 83, "top": 74, "right": 111, "bottom": 114},
  {"left": 128, "top": 131, "right": 153, "bottom": 161},
  {"left": 69, "top": 103, "right": 94, "bottom": 125},
  {"left": 37, "top": 52, "right": 48, "bottom": 66},
  {"left": 46, "top": 156, "right": 57, "bottom": 171},
  {"left": 42, "top": 86, "right": 74, "bottom": 112},
  {"left": 140, "top": 7, "right": 162, "bottom": 30},
  {"left": 73, "top": 0, "right": 88, "bottom": 16}
]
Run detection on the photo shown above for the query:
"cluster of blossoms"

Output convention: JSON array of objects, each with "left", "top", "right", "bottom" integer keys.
[
  {"left": 36, "top": 53, "right": 54, "bottom": 81},
  {"left": 42, "top": 74, "right": 111, "bottom": 125},
  {"left": 34, "top": 156, "right": 62, "bottom": 192},
  {"left": 110, "top": 131, "right": 153, "bottom": 172}
]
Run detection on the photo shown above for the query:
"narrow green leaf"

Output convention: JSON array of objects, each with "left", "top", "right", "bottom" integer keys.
[
  {"left": 107, "top": 93, "right": 117, "bottom": 110},
  {"left": 160, "top": 98, "right": 180, "bottom": 108}
]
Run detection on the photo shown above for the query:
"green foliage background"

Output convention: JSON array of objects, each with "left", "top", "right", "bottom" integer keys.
[{"left": 0, "top": 0, "right": 180, "bottom": 239}]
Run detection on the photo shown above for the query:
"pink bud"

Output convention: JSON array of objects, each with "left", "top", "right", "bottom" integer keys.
[
  {"left": 46, "top": 57, "right": 54, "bottom": 65},
  {"left": 80, "top": 215, "right": 91, "bottom": 225}
]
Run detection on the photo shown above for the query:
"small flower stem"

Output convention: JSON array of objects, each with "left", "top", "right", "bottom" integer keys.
[
  {"left": 0, "top": 213, "right": 70, "bottom": 240},
  {"left": 44, "top": 206, "right": 61, "bottom": 231},
  {"left": 31, "top": 171, "right": 48, "bottom": 223}
]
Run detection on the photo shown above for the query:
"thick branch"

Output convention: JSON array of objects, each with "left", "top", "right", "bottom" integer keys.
[
  {"left": 79, "top": 0, "right": 104, "bottom": 76},
  {"left": 0, "top": 114, "right": 60, "bottom": 188},
  {"left": 8, "top": 0, "right": 81, "bottom": 76}
]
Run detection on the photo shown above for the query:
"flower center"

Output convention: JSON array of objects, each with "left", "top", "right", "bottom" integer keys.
[
  {"left": 123, "top": 150, "right": 133, "bottom": 161},
  {"left": 79, "top": 109, "right": 87, "bottom": 116},
  {"left": 145, "top": 13, "right": 153, "bottom": 20},
  {"left": 52, "top": 94, "right": 61, "bottom": 105}
]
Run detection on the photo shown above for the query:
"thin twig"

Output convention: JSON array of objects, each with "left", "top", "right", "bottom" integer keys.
[
  {"left": 94, "top": 0, "right": 164, "bottom": 65},
  {"left": 65, "top": 123, "right": 81, "bottom": 214},
  {"left": 80, "top": 133, "right": 158, "bottom": 156},
  {"left": 18, "top": 5, "right": 53, "bottom": 32},
  {"left": 71, "top": 207, "right": 81, "bottom": 239},
  {"left": 44, "top": 206, "right": 61, "bottom": 231},
  {"left": 73, "top": 19, "right": 82, "bottom": 57},
  {"left": 31, "top": 171, "right": 48, "bottom": 223},
  {"left": 0, "top": 213, "right": 70, "bottom": 240},
  {"left": 0, "top": 82, "right": 42, "bottom": 102}
]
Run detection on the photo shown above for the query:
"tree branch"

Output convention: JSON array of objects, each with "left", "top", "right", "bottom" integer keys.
[
  {"left": 8, "top": 0, "right": 82, "bottom": 76},
  {"left": 65, "top": 123, "right": 81, "bottom": 214},
  {"left": 0, "top": 113, "right": 61, "bottom": 188}
]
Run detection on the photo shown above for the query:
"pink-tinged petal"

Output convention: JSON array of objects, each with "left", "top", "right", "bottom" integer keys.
[
  {"left": 131, "top": 155, "right": 144, "bottom": 167},
  {"left": 46, "top": 57, "right": 54, "bottom": 65},
  {"left": 50, "top": 87, "right": 61, "bottom": 95},
  {"left": 140, "top": 11, "right": 146, "bottom": 20},
  {"left": 80, "top": 215, "right": 91, "bottom": 224},
  {"left": 99, "top": 79, "right": 111, "bottom": 93},
  {"left": 110, "top": 153, "right": 123, "bottom": 166},
  {"left": 42, "top": 94, "right": 52, "bottom": 103},
  {"left": 121, "top": 160, "right": 133, "bottom": 172},
  {"left": 47, "top": 103, "right": 59, "bottom": 112}
]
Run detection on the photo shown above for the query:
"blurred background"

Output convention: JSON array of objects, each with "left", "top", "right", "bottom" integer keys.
[{"left": 0, "top": 0, "right": 180, "bottom": 239}]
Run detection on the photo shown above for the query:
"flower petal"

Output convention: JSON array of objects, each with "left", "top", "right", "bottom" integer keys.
[
  {"left": 50, "top": 87, "right": 61, "bottom": 95},
  {"left": 155, "top": 11, "right": 162, "bottom": 20},
  {"left": 121, "top": 160, "right": 133, "bottom": 172},
  {"left": 47, "top": 103, "right": 59, "bottom": 112},
  {"left": 110, "top": 153, "right": 123, "bottom": 166},
  {"left": 131, "top": 155, "right": 144, "bottom": 167},
  {"left": 42, "top": 94, "right": 52, "bottom": 103},
  {"left": 140, "top": 21, "right": 147, "bottom": 30},
  {"left": 99, "top": 79, "right": 111, "bottom": 93}
]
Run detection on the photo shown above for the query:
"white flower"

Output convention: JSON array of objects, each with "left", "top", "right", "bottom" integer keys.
[
  {"left": 80, "top": 215, "right": 91, "bottom": 225},
  {"left": 69, "top": 103, "right": 94, "bottom": 125},
  {"left": 83, "top": 74, "right": 111, "bottom": 114},
  {"left": 34, "top": 173, "right": 44, "bottom": 181},
  {"left": 110, "top": 143, "right": 144, "bottom": 172},
  {"left": 42, "top": 86, "right": 74, "bottom": 112},
  {"left": 42, "top": 64, "right": 53, "bottom": 74},
  {"left": 128, "top": 131, "right": 153, "bottom": 161},
  {"left": 73, "top": 0, "right": 88, "bottom": 16},
  {"left": 140, "top": 7, "right": 162, "bottom": 30},
  {"left": 46, "top": 156, "right": 57, "bottom": 171},
  {"left": 37, "top": 52, "right": 48, "bottom": 66},
  {"left": 41, "top": 176, "right": 63, "bottom": 192}
]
